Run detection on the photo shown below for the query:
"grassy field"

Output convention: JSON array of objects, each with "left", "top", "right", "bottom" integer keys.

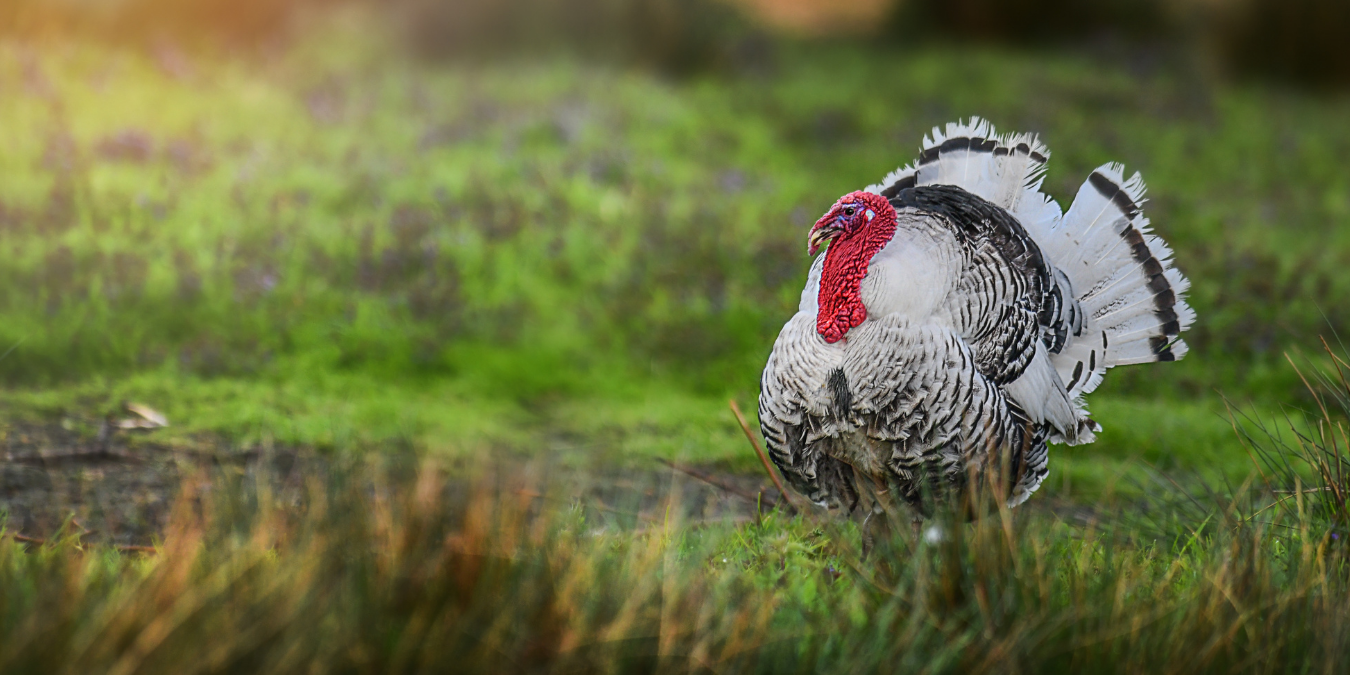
[
  {"left": 7, "top": 452, "right": 1350, "bottom": 674},
  {"left": 2, "top": 11, "right": 1350, "bottom": 671}
]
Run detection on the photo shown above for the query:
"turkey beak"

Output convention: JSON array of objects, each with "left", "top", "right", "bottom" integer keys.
[{"left": 808, "top": 221, "right": 842, "bottom": 256}]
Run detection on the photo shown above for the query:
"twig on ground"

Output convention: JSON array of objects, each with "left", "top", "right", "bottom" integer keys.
[
  {"left": 69, "top": 518, "right": 98, "bottom": 537},
  {"left": 4, "top": 531, "right": 157, "bottom": 554},
  {"left": 115, "top": 544, "right": 158, "bottom": 553},
  {"left": 656, "top": 458, "right": 783, "bottom": 508},
  {"left": 729, "top": 399, "right": 800, "bottom": 513}
]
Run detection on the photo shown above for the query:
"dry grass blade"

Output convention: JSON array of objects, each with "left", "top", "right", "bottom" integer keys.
[
  {"left": 0, "top": 453, "right": 1347, "bottom": 672},
  {"left": 728, "top": 399, "right": 800, "bottom": 513},
  {"left": 1320, "top": 336, "right": 1350, "bottom": 502}
]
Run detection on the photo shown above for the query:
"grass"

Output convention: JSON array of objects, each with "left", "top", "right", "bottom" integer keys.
[
  {"left": 3, "top": 451, "right": 1349, "bottom": 673},
  {"left": 7, "top": 20, "right": 1350, "bottom": 493},
  {"left": 3, "top": 6, "right": 1350, "bottom": 670}
]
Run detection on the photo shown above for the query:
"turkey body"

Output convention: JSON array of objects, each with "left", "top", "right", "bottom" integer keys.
[{"left": 758, "top": 119, "right": 1194, "bottom": 519}]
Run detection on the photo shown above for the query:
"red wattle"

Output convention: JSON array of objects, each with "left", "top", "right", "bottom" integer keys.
[{"left": 816, "top": 213, "right": 896, "bottom": 343}]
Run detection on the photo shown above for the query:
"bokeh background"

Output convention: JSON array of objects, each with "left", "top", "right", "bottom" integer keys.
[{"left": 1, "top": 0, "right": 1349, "bottom": 497}]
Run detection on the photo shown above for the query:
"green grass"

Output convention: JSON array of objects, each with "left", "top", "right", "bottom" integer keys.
[
  {"left": 4, "top": 10, "right": 1350, "bottom": 669},
  {"left": 3, "top": 454, "right": 1349, "bottom": 674},
  {"left": 6, "top": 20, "right": 1350, "bottom": 492},
  {"left": 0, "top": 367, "right": 1248, "bottom": 499}
]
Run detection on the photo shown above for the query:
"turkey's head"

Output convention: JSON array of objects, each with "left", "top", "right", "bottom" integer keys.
[
  {"left": 809, "top": 191, "right": 899, "bottom": 343},
  {"left": 808, "top": 191, "right": 896, "bottom": 256}
]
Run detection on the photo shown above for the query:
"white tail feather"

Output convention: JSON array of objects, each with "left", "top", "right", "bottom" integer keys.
[
  {"left": 1047, "top": 163, "right": 1193, "bottom": 397},
  {"left": 866, "top": 117, "right": 1062, "bottom": 241}
]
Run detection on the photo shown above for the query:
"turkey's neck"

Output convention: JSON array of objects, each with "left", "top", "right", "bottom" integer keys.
[{"left": 816, "top": 218, "right": 897, "bottom": 343}]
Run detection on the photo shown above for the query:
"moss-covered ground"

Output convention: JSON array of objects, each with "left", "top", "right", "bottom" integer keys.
[{"left": 2, "top": 14, "right": 1350, "bottom": 671}]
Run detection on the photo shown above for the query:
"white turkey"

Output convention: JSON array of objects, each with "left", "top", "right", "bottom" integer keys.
[{"left": 758, "top": 118, "right": 1194, "bottom": 530}]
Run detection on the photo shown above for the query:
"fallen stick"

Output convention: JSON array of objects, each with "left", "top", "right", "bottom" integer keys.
[
  {"left": 5, "top": 531, "right": 157, "bottom": 554},
  {"left": 656, "top": 458, "right": 784, "bottom": 508},
  {"left": 115, "top": 545, "right": 158, "bottom": 553},
  {"left": 729, "top": 399, "right": 801, "bottom": 513}
]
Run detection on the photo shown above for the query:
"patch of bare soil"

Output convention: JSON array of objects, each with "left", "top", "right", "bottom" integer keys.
[
  {"left": 0, "top": 420, "right": 789, "bottom": 548},
  {"left": 0, "top": 420, "right": 313, "bottom": 547}
]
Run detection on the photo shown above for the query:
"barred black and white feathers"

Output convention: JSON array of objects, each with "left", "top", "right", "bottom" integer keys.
[
  {"left": 759, "top": 118, "right": 1193, "bottom": 517},
  {"left": 870, "top": 119, "right": 1194, "bottom": 405}
]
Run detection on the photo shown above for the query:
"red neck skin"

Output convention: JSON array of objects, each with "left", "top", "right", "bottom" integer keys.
[{"left": 816, "top": 212, "right": 897, "bottom": 343}]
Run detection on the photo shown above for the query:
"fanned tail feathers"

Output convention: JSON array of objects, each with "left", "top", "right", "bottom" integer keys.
[
  {"left": 867, "top": 117, "right": 1063, "bottom": 243},
  {"left": 866, "top": 117, "right": 1194, "bottom": 410},
  {"left": 1053, "top": 164, "right": 1195, "bottom": 389}
]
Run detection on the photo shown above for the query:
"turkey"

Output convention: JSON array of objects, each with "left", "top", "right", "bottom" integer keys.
[{"left": 758, "top": 118, "right": 1194, "bottom": 530}]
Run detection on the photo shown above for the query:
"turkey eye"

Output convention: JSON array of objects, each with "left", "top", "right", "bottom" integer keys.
[{"left": 843, "top": 206, "right": 856, "bottom": 216}]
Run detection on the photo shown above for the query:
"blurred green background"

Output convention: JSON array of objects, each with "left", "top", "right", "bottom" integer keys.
[{"left": 1, "top": 0, "right": 1348, "bottom": 498}]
